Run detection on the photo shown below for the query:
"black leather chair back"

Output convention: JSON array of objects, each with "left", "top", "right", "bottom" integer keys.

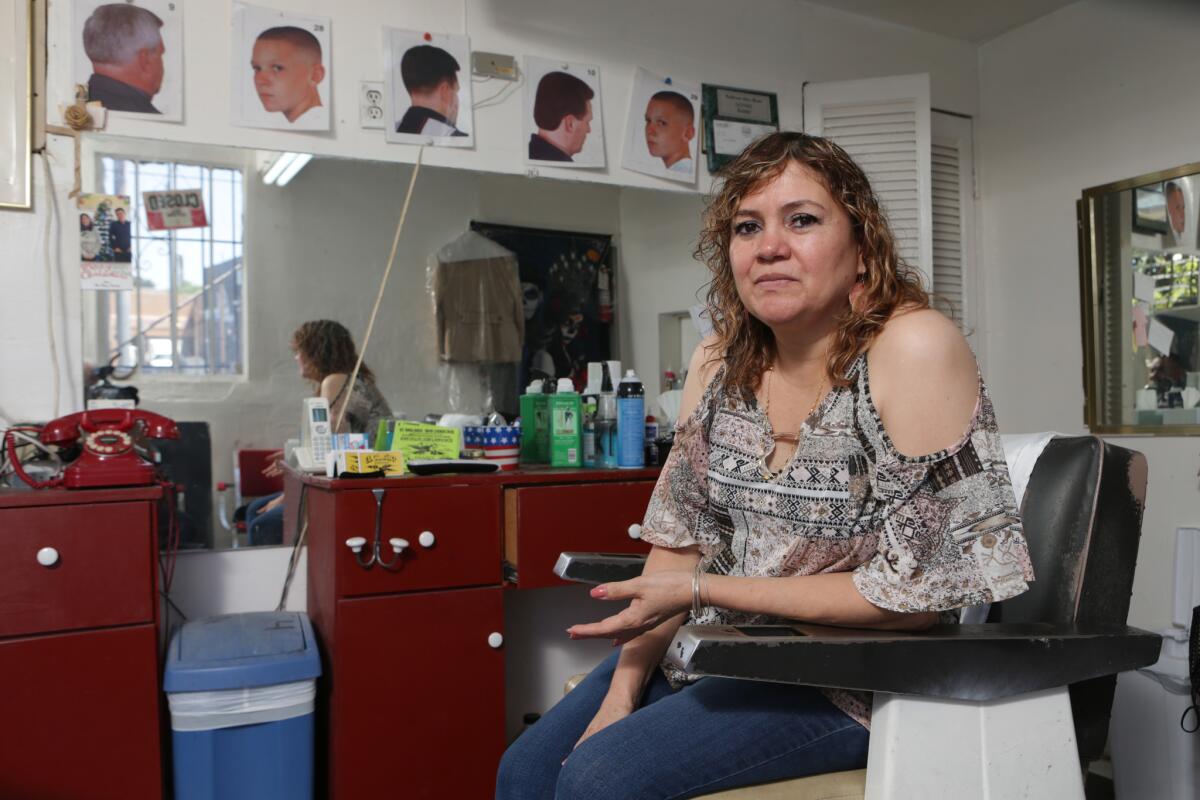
[{"left": 991, "top": 435, "right": 1148, "bottom": 763}]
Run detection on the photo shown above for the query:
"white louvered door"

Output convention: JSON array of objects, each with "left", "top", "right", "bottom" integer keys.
[
  {"left": 803, "top": 74, "right": 933, "bottom": 287},
  {"left": 931, "top": 111, "right": 976, "bottom": 339}
]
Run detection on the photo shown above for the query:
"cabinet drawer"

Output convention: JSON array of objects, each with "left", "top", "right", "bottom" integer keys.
[
  {"left": 0, "top": 625, "right": 162, "bottom": 799},
  {"left": 0, "top": 502, "right": 155, "bottom": 637},
  {"left": 334, "top": 485, "right": 501, "bottom": 597},
  {"left": 505, "top": 481, "right": 654, "bottom": 588}
]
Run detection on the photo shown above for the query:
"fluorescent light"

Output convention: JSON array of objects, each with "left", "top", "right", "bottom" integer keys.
[
  {"left": 275, "top": 153, "right": 312, "bottom": 186},
  {"left": 261, "top": 152, "right": 312, "bottom": 186}
]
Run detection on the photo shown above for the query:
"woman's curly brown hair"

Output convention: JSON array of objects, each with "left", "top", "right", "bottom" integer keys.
[
  {"left": 290, "top": 320, "right": 374, "bottom": 384},
  {"left": 695, "top": 132, "right": 929, "bottom": 401}
]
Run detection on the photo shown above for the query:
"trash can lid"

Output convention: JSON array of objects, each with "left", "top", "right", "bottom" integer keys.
[{"left": 164, "top": 611, "right": 321, "bottom": 692}]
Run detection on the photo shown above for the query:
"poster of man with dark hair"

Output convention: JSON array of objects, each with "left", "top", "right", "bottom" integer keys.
[
  {"left": 523, "top": 57, "right": 605, "bottom": 168},
  {"left": 232, "top": 3, "right": 331, "bottom": 130},
  {"left": 73, "top": 0, "right": 183, "bottom": 121},
  {"left": 385, "top": 29, "right": 474, "bottom": 147},
  {"left": 471, "top": 222, "right": 613, "bottom": 392}
]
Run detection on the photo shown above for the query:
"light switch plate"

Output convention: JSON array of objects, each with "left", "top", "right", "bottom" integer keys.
[
  {"left": 472, "top": 51, "right": 517, "bottom": 81},
  {"left": 359, "top": 81, "right": 385, "bottom": 129}
]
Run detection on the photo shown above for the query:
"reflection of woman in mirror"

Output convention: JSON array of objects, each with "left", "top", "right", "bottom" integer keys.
[
  {"left": 246, "top": 320, "right": 393, "bottom": 546},
  {"left": 80, "top": 212, "right": 94, "bottom": 231}
]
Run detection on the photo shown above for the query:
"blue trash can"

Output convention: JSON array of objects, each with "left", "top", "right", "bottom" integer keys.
[{"left": 164, "top": 611, "right": 322, "bottom": 800}]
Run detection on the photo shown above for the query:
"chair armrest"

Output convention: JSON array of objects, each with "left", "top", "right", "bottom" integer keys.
[
  {"left": 554, "top": 552, "right": 648, "bottom": 584},
  {"left": 667, "top": 622, "right": 1161, "bottom": 702}
]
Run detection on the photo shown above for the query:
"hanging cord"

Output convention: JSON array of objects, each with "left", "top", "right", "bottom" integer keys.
[
  {"left": 40, "top": 155, "right": 62, "bottom": 416},
  {"left": 278, "top": 149, "right": 425, "bottom": 611}
]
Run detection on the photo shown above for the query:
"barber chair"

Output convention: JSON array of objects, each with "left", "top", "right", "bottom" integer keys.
[
  {"left": 556, "top": 435, "right": 1160, "bottom": 799},
  {"left": 215, "top": 448, "right": 284, "bottom": 547}
]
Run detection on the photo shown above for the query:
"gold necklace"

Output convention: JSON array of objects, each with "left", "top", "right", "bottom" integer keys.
[{"left": 763, "top": 368, "right": 826, "bottom": 446}]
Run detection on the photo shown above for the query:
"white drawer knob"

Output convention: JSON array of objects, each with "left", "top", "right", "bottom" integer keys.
[
  {"left": 345, "top": 536, "right": 367, "bottom": 554},
  {"left": 36, "top": 547, "right": 59, "bottom": 567},
  {"left": 627, "top": 524, "right": 642, "bottom": 540},
  {"left": 418, "top": 530, "right": 436, "bottom": 548},
  {"left": 487, "top": 632, "right": 504, "bottom": 649},
  {"left": 389, "top": 537, "right": 409, "bottom": 554}
]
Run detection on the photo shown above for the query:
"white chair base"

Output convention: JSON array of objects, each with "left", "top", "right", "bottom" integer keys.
[{"left": 865, "top": 686, "right": 1084, "bottom": 800}]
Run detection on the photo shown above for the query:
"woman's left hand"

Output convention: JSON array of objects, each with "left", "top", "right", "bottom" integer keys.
[
  {"left": 566, "top": 570, "right": 692, "bottom": 644},
  {"left": 260, "top": 494, "right": 285, "bottom": 514}
]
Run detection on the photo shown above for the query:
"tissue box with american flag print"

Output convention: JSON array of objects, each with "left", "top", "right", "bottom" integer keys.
[{"left": 463, "top": 425, "right": 521, "bottom": 470}]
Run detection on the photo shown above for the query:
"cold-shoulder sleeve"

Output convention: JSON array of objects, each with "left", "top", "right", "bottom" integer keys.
[
  {"left": 851, "top": 379, "right": 1035, "bottom": 614},
  {"left": 638, "top": 380, "right": 724, "bottom": 556}
]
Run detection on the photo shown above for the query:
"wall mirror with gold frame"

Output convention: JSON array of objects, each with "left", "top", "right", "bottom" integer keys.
[{"left": 1080, "top": 161, "right": 1200, "bottom": 433}]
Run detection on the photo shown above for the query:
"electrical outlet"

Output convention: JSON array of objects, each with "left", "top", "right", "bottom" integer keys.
[
  {"left": 359, "top": 81, "right": 385, "bottom": 129},
  {"left": 472, "top": 51, "right": 517, "bottom": 81}
]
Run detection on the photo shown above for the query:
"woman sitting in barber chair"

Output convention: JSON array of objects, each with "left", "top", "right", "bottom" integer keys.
[
  {"left": 245, "top": 319, "right": 391, "bottom": 546},
  {"left": 496, "top": 133, "right": 1035, "bottom": 798}
]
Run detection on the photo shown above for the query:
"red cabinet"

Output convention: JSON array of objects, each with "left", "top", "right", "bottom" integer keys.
[
  {"left": 0, "top": 487, "right": 163, "bottom": 800},
  {"left": 302, "top": 467, "right": 658, "bottom": 799}
]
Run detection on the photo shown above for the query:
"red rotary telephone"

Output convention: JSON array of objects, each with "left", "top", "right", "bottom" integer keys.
[{"left": 6, "top": 409, "right": 180, "bottom": 489}]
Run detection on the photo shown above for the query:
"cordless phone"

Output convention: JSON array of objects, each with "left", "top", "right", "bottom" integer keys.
[{"left": 291, "top": 398, "right": 333, "bottom": 473}]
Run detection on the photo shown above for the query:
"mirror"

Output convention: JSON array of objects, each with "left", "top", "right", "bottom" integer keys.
[
  {"left": 77, "top": 134, "right": 706, "bottom": 549},
  {"left": 1080, "top": 162, "right": 1200, "bottom": 433}
]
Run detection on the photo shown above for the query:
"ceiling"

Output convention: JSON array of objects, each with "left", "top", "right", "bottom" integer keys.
[{"left": 803, "top": 0, "right": 1080, "bottom": 43}]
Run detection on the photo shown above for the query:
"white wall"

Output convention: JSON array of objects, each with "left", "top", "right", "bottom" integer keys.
[{"left": 978, "top": 0, "right": 1200, "bottom": 630}]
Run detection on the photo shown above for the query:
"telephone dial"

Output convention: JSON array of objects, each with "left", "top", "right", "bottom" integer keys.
[{"left": 5, "top": 408, "right": 180, "bottom": 489}]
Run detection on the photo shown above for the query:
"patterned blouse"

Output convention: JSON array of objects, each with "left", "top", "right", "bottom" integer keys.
[{"left": 638, "top": 353, "right": 1035, "bottom": 728}]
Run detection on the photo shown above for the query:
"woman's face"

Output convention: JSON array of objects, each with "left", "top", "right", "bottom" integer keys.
[
  {"left": 728, "top": 161, "right": 862, "bottom": 330},
  {"left": 293, "top": 346, "right": 318, "bottom": 381}
]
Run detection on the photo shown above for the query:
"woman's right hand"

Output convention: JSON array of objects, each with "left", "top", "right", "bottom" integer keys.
[
  {"left": 570, "top": 693, "right": 636, "bottom": 756},
  {"left": 262, "top": 449, "right": 286, "bottom": 478}
]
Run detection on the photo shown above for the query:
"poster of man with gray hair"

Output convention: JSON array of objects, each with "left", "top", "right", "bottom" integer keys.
[{"left": 74, "top": 0, "right": 183, "bottom": 121}]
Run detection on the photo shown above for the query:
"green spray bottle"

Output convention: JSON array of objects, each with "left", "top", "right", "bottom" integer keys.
[{"left": 549, "top": 377, "right": 582, "bottom": 467}]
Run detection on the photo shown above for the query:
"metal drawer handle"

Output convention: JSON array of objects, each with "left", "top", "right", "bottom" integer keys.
[{"left": 36, "top": 547, "right": 60, "bottom": 567}]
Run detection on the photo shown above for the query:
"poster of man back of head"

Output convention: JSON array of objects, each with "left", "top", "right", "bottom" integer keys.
[
  {"left": 622, "top": 67, "right": 700, "bottom": 185},
  {"left": 385, "top": 29, "right": 474, "bottom": 147},
  {"left": 523, "top": 57, "right": 605, "bottom": 169},
  {"left": 73, "top": 0, "right": 183, "bottom": 121},
  {"left": 231, "top": 2, "right": 331, "bottom": 131}
]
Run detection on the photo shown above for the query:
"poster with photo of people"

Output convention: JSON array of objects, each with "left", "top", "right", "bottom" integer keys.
[
  {"left": 384, "top": 29, "right": 474, "bottom": 147},
  {"left": 73, "top": 0, "right": 184, "bottom": 121},
  {"left": 622, "top": 67, "right": 700, "bottom": 185},
  {"left": 231, "top": 3, "right": 331, "bottom": 131},
  {"left": 523, "top": 57, "right": 605, "bottom": 168},
  {"left": 78, "top": 193, "right": 133, "bottom": 290}
]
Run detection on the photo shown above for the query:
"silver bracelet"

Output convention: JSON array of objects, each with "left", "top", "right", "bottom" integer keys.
[{"left": 691, "top": 559, "right": 706, "bottom": 618}]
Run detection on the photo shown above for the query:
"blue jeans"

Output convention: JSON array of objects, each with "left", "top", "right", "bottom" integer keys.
[
  {"left": 245, "top": 492, "right": 284, "bottom": 546},
  {"left": 496, "top": 650, "right": 868, "bottom": 800}
]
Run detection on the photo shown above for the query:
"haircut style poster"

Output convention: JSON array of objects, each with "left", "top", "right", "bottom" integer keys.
[
  {"left": 471, "top": 221, "right": 613, "bottom": 392},
  {"left": 73, "top": 0, "right": 183, "bottom": 121},
  {"left": 78, "top": 193, "right": 134, "bottom": 290},
  {"left": 384, "top": 29, "right": 473, "bottom": 147},
  {"left": 231, "top": 3, "right": 331, "bottom": 131},
  {"left": 523, "top": 57, "right": 605, "bottom": 169},
  {"left": 621, "top": 67, "right": 700, "bottom": 185}
]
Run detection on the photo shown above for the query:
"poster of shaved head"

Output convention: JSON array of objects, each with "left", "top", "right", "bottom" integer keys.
[
  {"left": 384, "top": 28, "right": 474, "bottom": 147},
  {"left": 622, "top": 67, "right": 700, "bottom": 185},
  {"left": 231, "top": 3, "right": 330, "bottom": 130},
  {"left": 523, "top": 57, "right": 605, "bottom": 168},
  {"left": 74, "top": 0, "right": 183, "bottom": 121}
]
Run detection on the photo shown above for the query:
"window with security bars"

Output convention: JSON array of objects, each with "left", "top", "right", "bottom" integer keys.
[{"left": 97, "top": 156, "right": 245, "bottom": 375}]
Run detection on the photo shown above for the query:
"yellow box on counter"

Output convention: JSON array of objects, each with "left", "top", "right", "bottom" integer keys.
[{"left": 337, "top": 450, "right": 407, "bottom": 476}]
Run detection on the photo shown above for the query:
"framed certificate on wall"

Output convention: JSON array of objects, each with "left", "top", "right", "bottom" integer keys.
[
  {"left": 701, "top": 84, "right": 779, "bottom": 174},
  {"left": 1, "top": 0, "right": 32, "bottom": 210}
]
